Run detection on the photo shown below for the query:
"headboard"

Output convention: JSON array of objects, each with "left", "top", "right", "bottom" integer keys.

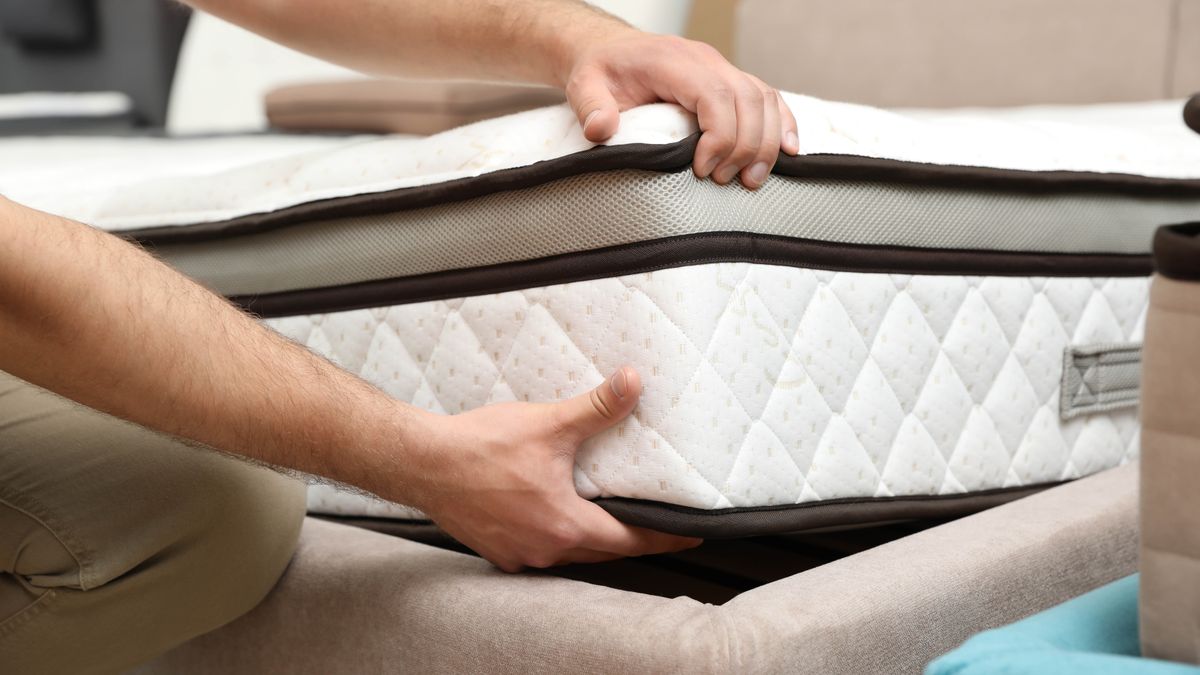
[{"left": 735, "top": 0, "right": 1200, "bottom": 107}]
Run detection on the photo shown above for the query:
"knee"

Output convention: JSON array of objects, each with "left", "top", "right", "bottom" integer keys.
[
  {"left": 177, "top": 459, "right": 308, "bottom": 630},
  {"left": 0, "top": 453, "right": 308, "bottom": 675}
]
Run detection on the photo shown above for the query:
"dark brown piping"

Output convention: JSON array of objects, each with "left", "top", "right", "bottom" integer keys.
[{"left": 230, "top": 232, "right": 1151, "bottom": 318}]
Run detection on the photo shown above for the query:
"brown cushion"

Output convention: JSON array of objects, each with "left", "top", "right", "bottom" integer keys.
[{"left": 264, "top": 79, "right": 566, "bottom": 135}]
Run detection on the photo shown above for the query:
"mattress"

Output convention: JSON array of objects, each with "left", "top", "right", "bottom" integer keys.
[{"left": 4, "top": 93, "right": 1199, "bottom": 536}]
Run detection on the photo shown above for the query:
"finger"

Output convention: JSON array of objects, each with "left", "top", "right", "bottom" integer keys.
[
  {"left": 565, "top": 68, "right": 621, "bottom": 143},
  {"left": 476, "top": 546, "right": 524, "bottom": 573},
  {"left": 552, "top": 366, "right": 642, "bottom": 442},
  {"left": 491, "top": 557, "right": 524, "bottom": 574},
  {"left": 550, "top": 549, "right": 626, "bottom": 566},
  {"left": 692, "top": 85, "right": 737, "bottom": 179},
  {"left": 711, "top": 79, "right": 765, "bottom": 186},
  {"left": 740, "top": 87, "right": 781, "bottom": 190},
  {"left": 778, "top": 94, "right": 799, "bottom": 155},
  {"left": 575, "top": 500, "right": 702, "bottom": 557}
]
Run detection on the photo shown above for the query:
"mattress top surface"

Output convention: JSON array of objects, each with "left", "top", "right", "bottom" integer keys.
[{"left": 1, "top": 93, "right": 1198, "bottom": 232}]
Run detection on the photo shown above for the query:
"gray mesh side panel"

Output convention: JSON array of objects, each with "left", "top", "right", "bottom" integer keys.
[{"left": 153, "top": 169, "right": 1198, "bottom": 296}]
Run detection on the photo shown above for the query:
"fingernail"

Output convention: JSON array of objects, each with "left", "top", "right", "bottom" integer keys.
[
  {"left": 715, "top": 165, "right": 739, "bottom": 184},
  {"left": 609, "top": 369, "right": 628, "bottom": 398},
  {"left": 583, "top": 110, "right": 600, "bottom": 131},
  {"left": 698, "top": 156, "right": 719, "bottom": 178},
  {"left": 747, "top": 161, "right": 769, "bottom": 186},
  {"left": 784, "top": 130, "right": 799, "bottom": 153}
]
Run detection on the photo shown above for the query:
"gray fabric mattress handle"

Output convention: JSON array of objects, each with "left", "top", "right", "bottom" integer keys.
[{"left": 1060, "top": 343, "right": 1142, "bottom": 420}]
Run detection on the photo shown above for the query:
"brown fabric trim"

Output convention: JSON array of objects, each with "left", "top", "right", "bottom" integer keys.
[
  {"left": 313, "top": 483, "right": 1057, "bottom": 539},
  {"left": 1153, "top": 222, "right": 1200, "bottom": 280},
  {"left": 310, "top": 515, "right": 470, "bottom": 551},
  {"left": 776, "top": 153, "right": 1200, "bottom": 195},
  {"left": 231, "top": 232, "right": 1152, "bottom": 318},
  {"left": 1185, "top": 94, "right": 1200, "bottom": 135},
  {"left": 596, "top": 483, "right": 1060, "bottom": 538},
  {"left": 123, "top": 134, "right": 1200, "bottom": 246}
]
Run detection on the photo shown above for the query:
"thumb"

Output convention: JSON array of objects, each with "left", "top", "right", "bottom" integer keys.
[
  {"left": 567, "top": 71, "right": 621, "bottom": 143},
  {"left": 554, "top": 366, "right": 641, "bottom": 442}
]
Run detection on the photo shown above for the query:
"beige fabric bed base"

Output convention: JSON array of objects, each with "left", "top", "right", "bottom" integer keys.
[{"left": 137, "top": 464, "right": 1137, "bottom": 675}]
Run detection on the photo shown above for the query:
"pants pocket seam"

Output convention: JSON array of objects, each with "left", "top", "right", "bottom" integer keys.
[
  {"left": 0, "top": 587, "right": 56, "bottom": 644},
  {"left": 0, "top": 496, "right": 88, "bottom": 590}
]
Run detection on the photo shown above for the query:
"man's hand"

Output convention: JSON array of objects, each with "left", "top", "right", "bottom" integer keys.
[
  {"left": 404, "top": 366, "right": 700, "bottom": 573},
  {"left": 186, "top": 0, "right": 797, "bottom": 191},
  {"left": 561, "top": 31, "right": 800, "bottom": 190}
]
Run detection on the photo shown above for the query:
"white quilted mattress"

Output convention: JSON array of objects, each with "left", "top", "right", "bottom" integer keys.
[
  {"left": 287, "top": 268, "right": 1147, "bottom": 525},
  {"left": 4, "top": 93, "right": 1199, "bottom": 535}
]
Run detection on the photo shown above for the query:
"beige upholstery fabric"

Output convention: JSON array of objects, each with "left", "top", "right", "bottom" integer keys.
[
  {"left": 1176, "top": 1, "right": 1200, "bottom": 98},
  {"left": 1140, "top": 275, "right": 1200, "bottom": 665},
  {"left": 736, "top": 0, "right": 1199, "bottom": 107},
  {"left": 138, "top": 465, "right": 1137, "bottom": 674},
  {"left": 264, "top": 79, "right": 565, "bottom": 135}
]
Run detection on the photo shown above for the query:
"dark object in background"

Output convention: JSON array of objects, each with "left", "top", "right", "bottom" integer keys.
[
  {"left": 0, "top": 0, "right": 190, "bottom": 132},
  {"left": 1185, "top": 94, "right": 1200, "bottom": 136},
  {"left": 0, "top": 0, "right": 94, "bottom": 49}
]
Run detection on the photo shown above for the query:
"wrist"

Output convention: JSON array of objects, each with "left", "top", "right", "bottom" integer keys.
[
  {"left": 544, "top": 15, "right": 638, "bottom": 87},
  {"left": 359, "top": 403, "right": 447, "bottom": 511},
  {"left": 321, "top": 394, "right": 437, "bottom": 506}
]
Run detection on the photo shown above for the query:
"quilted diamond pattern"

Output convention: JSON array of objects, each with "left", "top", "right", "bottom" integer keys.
[{"left": 277, "top": 263, "right": 1146, "bottom": 518}]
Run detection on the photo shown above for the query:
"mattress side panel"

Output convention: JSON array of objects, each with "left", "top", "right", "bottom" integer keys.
[
  {"left": 150, "top": 170, "right": 1195, "bottom": 299},
  {"left": 272, "top": 263, "right": 1146, "bottom": 532}
]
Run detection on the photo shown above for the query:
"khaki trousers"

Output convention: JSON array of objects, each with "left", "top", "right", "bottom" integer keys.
[{"left": 0, "top": 371, "right": 307, "bottom": 674}]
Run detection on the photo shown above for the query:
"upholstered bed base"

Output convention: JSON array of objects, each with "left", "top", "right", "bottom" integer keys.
[{"left": 135, "top": 464, "right": 1138, "bottom": 674}]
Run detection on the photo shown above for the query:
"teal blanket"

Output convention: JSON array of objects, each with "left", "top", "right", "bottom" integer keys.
[{"left": 927, "top": 576, "right": 1200, "bottom": 674}]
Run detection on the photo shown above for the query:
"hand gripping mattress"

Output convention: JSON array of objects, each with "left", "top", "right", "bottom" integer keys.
[{"left": 5, "top": 94, "right": 1200, "bottom": 537}]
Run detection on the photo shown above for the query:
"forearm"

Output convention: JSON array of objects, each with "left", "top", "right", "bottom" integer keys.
[
  {"left": 184, "top": 0, "right": 633, "bottom": 86},
  {"left": 0, "top": 197, "right": 422, "bottom": 500},
  {"left": 0, "top": 197, "right": 699, "bottom": 570}
]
